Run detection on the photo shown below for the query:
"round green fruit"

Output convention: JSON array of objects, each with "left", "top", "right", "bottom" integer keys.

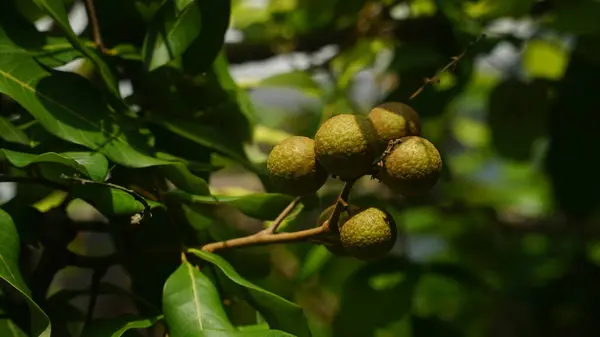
[
  {"left": 314, "top": 114, "right": 379, "bottom": 181},
  {"left": 368, "top": 102, "right": 421, "bottom": 152},
  {"left": 267, "top": 136, "right": 328, "bottom": 196},
  {"left": 340, "top": 207, "right": 397, "bottom": 260},
  {"left": 379, "top": 136, "right": 442, "bottom": 196}
]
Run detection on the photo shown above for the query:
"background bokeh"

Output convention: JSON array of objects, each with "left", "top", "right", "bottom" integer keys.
[{"left": 2, "top": 0, "right": 600, "bottom": 336}]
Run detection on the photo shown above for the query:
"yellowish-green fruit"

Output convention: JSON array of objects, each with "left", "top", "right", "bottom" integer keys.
[
  {"left": 267, "top": 136, "right": 328, "bottom": 196},
  {"left": 379, "top": 136, "right": 442, "bottom": 196},
  {"left": 368, "top": 102, "right": 421, "bottom": 152},
  {"left": 340, "top": 207, "right": 397, "bottom": 260},
  {"left": 314, "top": 114, "right": 379, "bottom": 181}
]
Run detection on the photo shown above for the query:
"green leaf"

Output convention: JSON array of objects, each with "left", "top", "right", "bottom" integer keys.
[
  {"left": 257, "top": 71, "right": 323, "bottom": 98},
  {"left": 0, "top": 209, "right": 51, "bottom": 337},
  {"left": 143, "top": 0, "right": 203, "bottom": 70},
  {"left": 201, "top": 330, "right": 297, "bottom": 337},
  {"left": 162, "top": 261, "right": 234, "bottom": 337},
  {"left": 298, "top": 245, "right": 333, "bottom": 281},
  {"left": 0, "top": 117, "right": 31, "bottom": 146},
  {"left": 522, "top": 39, "right": 568, "bottom": 80},
  {"left": 69, "top": 184, "right": 159, "bottom": 216},
  {"left": 148, "top": 111, "right": 254, "bottom": 172},
  {"left": 160, "top": 162, "right": 212, "bottom": 195},
  {"left": 0, "top": 319, "right": 27, "bottom": 337},
  {"left": 464, "top": 0, "right": 535, "bottom": 19},
  {"left": 0, "top": 149, "right": 109, "bottom": 181},
  {"left": 188, "top": 249, "right": 312, "bottom": 337},
  {"left": 333, "top": 258, "right": 418, "bottom": 337},
  {"left": 33, "top": 0, "right": 120, "bottom": 98},
  {"left": 83, "top": 314, "right": 163, "bottom": 337},
  {"left": 0, "top": 53, "right": 212, "bottom": 192},
  {"left": 182, "top": 0, "right": 231, "bottom": 74},
  {"left": 167, "top": 190, "right": 295, "bottom": 220}
]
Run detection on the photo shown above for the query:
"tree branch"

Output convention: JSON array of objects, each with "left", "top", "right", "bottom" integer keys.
[
  {"left": 326, "top": 181, "right": 356, "bottom": 231},
  {"left": 408, "top": 34, "right": 486, "bottom": 100},
  {"left": 261, "top": 196, "right": 303, "bottom": 234},
  {"left": 201, "top": 225, "right": 327, "bottom": 253},
  {"left": 83, "top": 0, "right": 106, "bottom": 53}
]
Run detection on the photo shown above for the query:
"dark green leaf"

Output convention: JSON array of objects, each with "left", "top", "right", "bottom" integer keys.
[
  {"left": 167, "top": 190, "right": 295, "bottom": 221},
  {"left": 83, "top": 314, "right": 163, "bottom": 337},
  {"left": 160, "top": 163, "right": 211, "bottom": 195},
  {"left": 201, "top": 330, "right": 297, "bottom": 337},
  {"left": 0, "top": 117, "right": 31, "bottom": 146},
  {"left": 0, "top": 319, "right": 27, "bottom": 337},
  {"left": 298, "top": 245, "right": 333, "bottom": 281},
  {"left": 143, "top": 0, "right": 203, "bottom": 70},
  {"left": 333, "top": 258, "right": 418, "bottom": 337},
  {"left": 33, "top": 0, "right": 120, "bottom": 98},
  {"left": 188, "top": 249, "right": 312, "bottom": 337},
  {"left": 162, "top": 260, "right": 234, "bottom": 337},
  {"left": 182, "top": 0, "right": 231, "bottom": 74},
  {"left": 0, "top": 149, "right": 108, "bottom": 181},
  {"left": 69, "top": 184, "right": 162, "bottom": 216},
  {"left": 0, "top": 209, "right": 51, "bottom": 337}
]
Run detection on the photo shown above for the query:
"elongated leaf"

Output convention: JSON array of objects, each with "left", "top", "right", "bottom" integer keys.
[
  {"left": 0, "top": 53, "right": 212, "bottom": 192},
  {"left": 0, "top": 209, "right": 51, "bottom": 337},
  {"left": 163, "top": 261, "right": 234, "bottom": 337},
  {"left": 0, "top": 149, "right": 108, "bottom": 181},
  {"left": 182, "top": 0, "right": 231, "bottom": 73},
  {"left": 148, "top": 111, "right": 253, "bottom": 171},
  {"left": 0, "top": 319, "right": 27, "bottom": 337},
  {"left": 0, "top": 117, "right": 30, "bottom": 146},
  {"left": 83, "top": 315, "right": 163, "bottom": 337},
  {"left": 167, "top": 190, "right": 294, "bottom": 220},
  {"left": 33, "top": 0, "right": 120, "bottom": 98},
  {"left": 143, "top": 0, "right": 202, "bottom": 70},
  {"left": 189, "top": 249, "right": 312, "bottom": 337},
  {"left": 202, "top": 330, "right": 296, "bottom": 337},
  {"left": 69, "top": 184, "right": 163, "bottom": 216}
]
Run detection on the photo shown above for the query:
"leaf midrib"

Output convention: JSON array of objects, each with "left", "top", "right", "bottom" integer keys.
[{"left": 186, "top": 262, "right": 204, "bottom": 331}]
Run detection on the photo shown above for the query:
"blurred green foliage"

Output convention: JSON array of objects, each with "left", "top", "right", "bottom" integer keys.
[{"left": 1, "top": 0, "right": 600, "bottom": 336}]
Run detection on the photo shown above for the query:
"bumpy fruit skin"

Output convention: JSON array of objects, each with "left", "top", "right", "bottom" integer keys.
[
  {"left": 368, "top": 102, "right": 421, "bottom": 152},
  {"left": 314, "top": 114, "right": 379, "bottom": 181},
  {"left": 340, "top": 207, "right": 397, "bottom": 260},
  {"left": 379, "top": 136, "right": 442, "bottom": 196},
  {"left": 267, "top": 136, "right": 328, "bottom": 196}
]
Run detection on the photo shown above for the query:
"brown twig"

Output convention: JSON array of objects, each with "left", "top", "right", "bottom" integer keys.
[
  {"left": 408, "top": 34, "right": 486, "bottom": 100},
  {"left": 326, "top": 181, "right": 356, "bottom": 231},
  {"left": 262, "top": 196, "right": 303, "bottom": 234},
  {"left": 201, "top": 226, "right": 327, "bottom": 253},
  {"left": 83, "top": 0, "right": 106, "bottom": 53}
]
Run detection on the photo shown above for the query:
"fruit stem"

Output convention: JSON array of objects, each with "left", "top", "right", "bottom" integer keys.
[
  {"left": 200, "top": 226, "right": 327, "bottom": 252},
  {"left": 83, "top": 0, "right": 106, "bottom": 53},
  {"left": 326, "top": 180, "right": 356, "bottom": 231},
  {"left": 261, "top": 196, "right": 303, "bottom": 234}
]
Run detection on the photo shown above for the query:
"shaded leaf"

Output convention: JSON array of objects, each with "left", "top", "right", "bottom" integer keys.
[
  {"left": 0, "top": 209, "right": 51, "bottom": 337},
  {"left": 143, "top": 0, "right": 203, "bottom": 70},
  {"left": 182, "top": 0, "right": 231, "bottom": 73},
  {"left": 163, "top": 261, "right": 234, "bottom": 337},
  {"left": 33, "top": 0, "right": 120, "bottom": 98},
  {"left": 83, "top": 314, "right": 163, "bottom": 337},
  {"left": 167, "top": 190, "right": 295, "bottom": 220},
  {"left": 298, "top": 245, "right": 333, "bottom": 281},
  {"left": 201, "top": 330, "right": 296, "bottom": 337},
  {"left": 0, "top": 149, "right": 108, "bottom": 181},
  {"left": 69, "top": 184, "right": 163, "bottom": 216},
  {"left": 189, "top": 249, "right": 312, "bottom": 337},
  {"left": 0, "top": 319, "right": 27, "bottom": 337},
  {"left": 333, "top": 258, "right": 418, "bottom": 337},
  {"left": 0, "top": 117, "right": 30, "bottom": 146}
]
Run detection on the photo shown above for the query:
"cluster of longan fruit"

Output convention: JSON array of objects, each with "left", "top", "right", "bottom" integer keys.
[{"left": 266, "top": 102, "right": 442, "bottom": 260}]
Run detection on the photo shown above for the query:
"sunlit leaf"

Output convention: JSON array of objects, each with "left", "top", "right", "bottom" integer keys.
[
  {"left": 523, "top": 39, "right": 568, "bottom": 80},
  {"left": 0, "top": 117, "right": 31, "bottom": 146},
  {"left": 163, "top": 261, "right": 235, "bottom": 336},
  {"left": 257, "top": 71, "right": 323, "bottom": 98},
  {"left": 189, "top": 249, "right": 312, "bottom": 337}
]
